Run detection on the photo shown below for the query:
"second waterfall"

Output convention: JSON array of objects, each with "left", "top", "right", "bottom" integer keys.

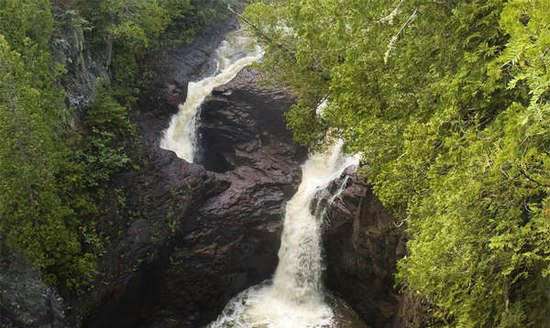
[
  {"left": 209, "top": 140, "right": 359, "bottom": 328},
  {"left": 161, "top": 29, "right": 361, "bottom": 327}
]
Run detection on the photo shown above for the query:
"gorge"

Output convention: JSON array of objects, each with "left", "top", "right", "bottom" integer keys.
[
  {"left": 151, "top": 26, "right": 376, "bottom": 327},
  {"left": 0, "top": 6, "right": 404, "bottom": 328},
  {"left": 4, "top": 1, "right": 544, "bottom": 328},
  {"left": 81, "top": 17, "right": 403, "bottom": 328}
]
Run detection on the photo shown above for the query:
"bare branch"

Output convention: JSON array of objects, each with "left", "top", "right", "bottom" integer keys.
[
  {"left": 380, "top": 0, "right": 405, "bottom": 25},
  {"left": 384, "top": 8, "right": 418, "bottom": 64},
  {"left": 227, "top": 5, "right": 295, "bottom": 59}
]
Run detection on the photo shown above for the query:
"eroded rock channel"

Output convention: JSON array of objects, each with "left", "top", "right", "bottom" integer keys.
[{"left": 82, "top": 21, "right": 405, "bottom": 328}]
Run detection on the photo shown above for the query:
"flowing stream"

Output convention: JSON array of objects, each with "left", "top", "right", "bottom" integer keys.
[
  {"left": 161, "top": 31, "right": 262, "bottom": 162},
  {"left": 160, "top": 29, "right": 360, "bottom": 327},
  {"left": 208, "top": 140, "right": 359, "bottom": 328}
]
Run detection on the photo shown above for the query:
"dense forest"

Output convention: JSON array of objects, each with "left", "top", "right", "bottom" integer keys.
[
  {"left": 244, "top": 0, "right": 549, "bottom": 327},
  {"left": 0, "top": 0, "right": 549, "bottom": 327},
  {"left": 0, "top": 0, "right": 230, "bottom": 290}
]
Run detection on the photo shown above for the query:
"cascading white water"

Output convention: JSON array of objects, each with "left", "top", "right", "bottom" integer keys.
[
  {"left": 160, "top": 27, "right": 360, "bottom": 327},
  {"left": 208, "top": 140, "right": 360, "bottom": 328},
  {"left": 160, "top": 31, "right": 263, "bottom": 162}
]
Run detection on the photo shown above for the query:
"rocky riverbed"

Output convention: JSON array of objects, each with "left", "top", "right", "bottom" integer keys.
[{"left": 1, "top": 10, "right": 408, "bottom": 328}]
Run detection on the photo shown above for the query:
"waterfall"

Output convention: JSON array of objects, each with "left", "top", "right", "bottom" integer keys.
[
  {"left": 272, "top": 140, "right": 357, "bottom": 302},
  {"left": 160, "top": 31, "right": 262, "bottom": 162},
  {"left": 161, "top": 27, "right": 360, "bottom": 328},
  {"left": 209, "top": 140, "right": 359, "bottom": 328}
]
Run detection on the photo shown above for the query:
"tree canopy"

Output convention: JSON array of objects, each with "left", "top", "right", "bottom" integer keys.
[
  {"left": 244, "top": 0, "right": 550, "bottom": 326},
  {"left": 0, "top": 0, "right": 229, "bottom": 290}
]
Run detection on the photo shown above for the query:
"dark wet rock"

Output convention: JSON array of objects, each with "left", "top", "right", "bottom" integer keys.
[
  {"left": 134, "top": 67, "right": 306, "bottom": 328},
  {"left": 198, "top": 68, "right": 305, "bottom": 173},
  {"left": 84, "top": 37, "right": 305, "bottom": 328},
  {"left": 0, "top": 240, "right": 67, "bottom": 328},
  {"left": 327, "top": 294, "right": 370, "bottom": 328},
  {"left": 43, "top": 3, "right": 405, "bottom": 327},
  {"left": 321, "top": 174, "right": 407, "bottom": 328}
]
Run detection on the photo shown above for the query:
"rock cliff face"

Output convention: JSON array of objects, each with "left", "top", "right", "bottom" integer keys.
[
  {"left": 84, "top": 22, "right": 408, "bottom": 326},
  {"left": 52, "top": 8, "right": 109, "bottom": 113},
  {"left": 84, "top": 25, "right": 306, "bottom": 326},
  {"left": 0, "top": 241, "right": 67, "bottom": 328},
  {"left": 321, "top": 174, "right": 407, "bottom": 328},
  {"left": 2, "top": 6, "right": 409, "bottom": 327}
]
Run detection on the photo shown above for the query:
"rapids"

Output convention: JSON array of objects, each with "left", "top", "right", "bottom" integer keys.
[
  {"left": 161, "top": 29, "right": 361, "bottom": 328},
  {"left": 208, "top": 141, "right": 359, "bottom": 328},
  {"left": 161, "top": 31, "right": 262, "bottom": 162}
]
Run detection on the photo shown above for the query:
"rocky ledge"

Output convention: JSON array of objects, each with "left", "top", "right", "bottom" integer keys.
[
  {"left": 0, "top": 240, "right": 67, "bottom": 328},
  {"left": 318, "top": 172, "right": 407, "bottom": 328},
  {"left": 1, "top": 11, "right": 408, "bottom": 328},
  {"left": 85, "top": 29, "right": 406, "bottom": 326},
  {"left": 85, "top": 47, "right": 306, "bottom": 327}
]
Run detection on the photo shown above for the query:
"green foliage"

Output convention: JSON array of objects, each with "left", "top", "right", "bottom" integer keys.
[
  {"left": 74, "top": 0, "right": 169, "bottom": 97},
  {"left": 246, "top": 0, "right": 550, "bottom": 326},
  {"left": 79, "top": 85, "right": 133, "bottom": 189},
  {"left": 103, "top": 0, "right": 170, "bottom": 49},
  {"left": 0, "top": 29, "right": 95, "bottom": 289},
  {"left": 76, "top": 0, "right": 219, "bottom": 49},
  {"left": 76, "top": 0, "right": 229, "bottom": 96},
  {"left": 0, "top": 0, "right": 53, "bottom": 50},
  {"left": 160, "top": 0, "right": 232, "bottom": 47},
  {"left": 0, "top": 0, "right": 229, "bottom": 291}
]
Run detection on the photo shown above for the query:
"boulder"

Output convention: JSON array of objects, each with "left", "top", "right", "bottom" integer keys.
[
  {"left": 0, "top": 240, "right": 67, "bottom": 328},
  {"left": 321, "top": 174, "right": 407, "bottom": 328},
  {"left": 85, "top": 61, "right": 305, "bottom": 327}
]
